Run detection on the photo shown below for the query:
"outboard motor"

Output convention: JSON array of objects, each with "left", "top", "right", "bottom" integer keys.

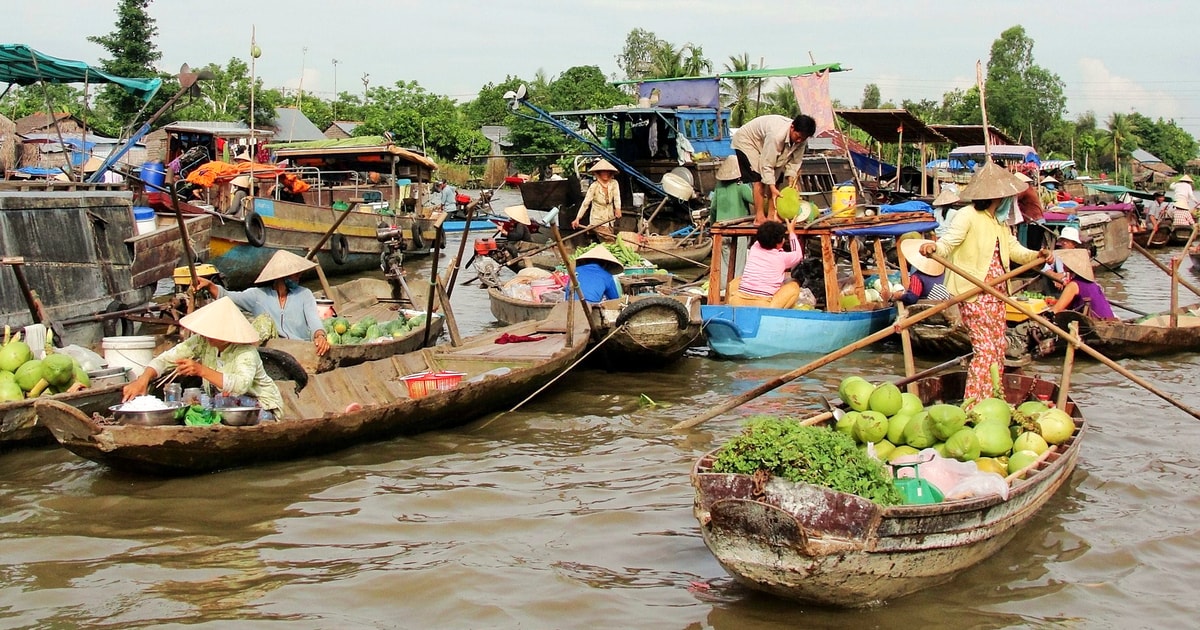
[{"left": 377, "top": 226, "right": 408, "bottom": 295}]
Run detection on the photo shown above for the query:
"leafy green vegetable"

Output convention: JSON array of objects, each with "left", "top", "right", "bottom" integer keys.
[{"left": 710, "top": 417, "right": 903, "bottom": 506}]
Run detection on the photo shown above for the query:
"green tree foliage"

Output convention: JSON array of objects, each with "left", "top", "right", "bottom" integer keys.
[
  {"left": 461, "top": 76, "right": 526, "bottom": 128},
  {"left": 88, "top": 0, "right": 162, "bottom": 133},
  {"left": 0, "top": 85, "right": 88, "bottom": 120},
  {"left": 616, "top": 28, "right": 667, "bottom": 81},
  {"left": 646, "top": 42, "right": 711, "bottom": 79},
  {"left": 985, "top": 25, "right": 1066, "bottom": 146},
  {"left": 762, "top": 82, "right": 800, "bottom": 118},
  {"left": 1100, "top": 112, "right": 1139, "bottom": 176},
  {"left": 861, "top": 83, "right": 882, "bottom": 109},
  {"left": 1129, "top": 113, "right": 1198, "bottom": 171},
  {"left": 355, "top": 81, "right": 488, "bottom": 162},
  {"left": 721, "top": 53, "right": 757, "bottom": 127}
]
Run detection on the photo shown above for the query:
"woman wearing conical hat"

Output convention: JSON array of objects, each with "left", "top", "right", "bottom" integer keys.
[
  {"left": 193, "top": 250, "right": 330, "bottom": 357},
  {"left": 919, "top": 162, "right": 1051, "bottom": 402},
  {"left": 1050, "top": 249, "right": 1115, "bottom": 320},
  {"left": 121, "top": 297, "right": 285, "bottom": 419},
  {"left": 572, "top": 158, "right": 622, "bottom": 240}
]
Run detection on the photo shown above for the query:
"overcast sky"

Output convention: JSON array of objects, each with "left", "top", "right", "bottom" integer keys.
[{"left": 15, "top": 0, "right": 1200, "bottom": 141}]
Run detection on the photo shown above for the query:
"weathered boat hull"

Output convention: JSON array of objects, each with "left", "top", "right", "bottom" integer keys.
[
  {"left": 701, "top": 304, "right": 896, "bottom": 359},
  {"left": 207, "top": 197, "right": 445, "bottom": 289},
  {"left": 691, "top": 371, "right": 1085, "bottom": 607},
  {"left": 488, "top": 288, "right": 701, "bottom": 369},
  {"left": 0, "top": 384, "right": 125, "bottom": 448},
  {"left": 36, "top": 303, "right": 592, "bottom": 475},
  {"left": 1056, "top": 305, "right": 1200, "bottom": 358}
]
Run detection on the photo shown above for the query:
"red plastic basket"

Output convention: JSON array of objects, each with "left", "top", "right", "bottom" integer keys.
[{"left": 399, "top": 371, "right": 466, "bottom": 399}]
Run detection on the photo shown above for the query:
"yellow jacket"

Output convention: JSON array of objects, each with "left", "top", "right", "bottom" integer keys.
[{"left": 933, "top": 205, "right": 1039, "bottom": 301}]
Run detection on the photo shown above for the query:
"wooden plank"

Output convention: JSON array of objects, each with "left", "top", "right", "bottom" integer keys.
[
  {"left": 873, "top": 237, "right": 891, "bottom": 302},
  {"left": 709, "top": 232, "right": 723, "bottom": 304},
  {"left": 822, "top": 234, "right": 840, "bottom": 312}
]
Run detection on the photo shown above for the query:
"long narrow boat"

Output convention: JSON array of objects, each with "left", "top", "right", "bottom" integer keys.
[
  {"left": 691, "top": 371, "right": 1084, "bottom": 607},
  {"left": 527, "top": 235, "right": 713, "bottom": 273},
  {"left": 701, "top": 212, "right": 936, "bottom": 359},
  {"left": 35, "top": 302, "right": 591, "bottom": 475},
  {"left": 1055, "top": 304, "right": 1200, "bottom": 358},
  {"left": 487, "top": 287, "right": 702, "bottom": 369}
]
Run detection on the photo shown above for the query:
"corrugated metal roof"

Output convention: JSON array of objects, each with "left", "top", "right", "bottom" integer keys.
[
  {"left": 329, "top": 121, "right": 361, "bottom": 135},
  {"left": 835, "top": 109, "right": 947, "bottom": 144},
  {"left": 164, "top": 121, "right": 272, "bottom": 137},
  {"left": 270, "top": 107, "right": 326, "bottom": 142},
  {"left": 1131, "top": 148, "right": 1161, "bottom": 163},
  {"left": 481, "top": 125, "right": 511, "bottom": 146}
]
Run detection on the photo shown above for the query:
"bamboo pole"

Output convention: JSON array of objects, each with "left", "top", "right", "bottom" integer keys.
[
  {"left": 848, "top": 237, "right": 866, "bottom": 304},
  {"left": 896, "top": 302, "right": 918, "bottom": 393},
  {"left": 930, "top": 253, "right": 1200, "bottom": 421},
  {"left": 1056, "top": 321, "right": 1079, "bottom": 410},
  {"left": 1170, "top": 256, "right": 1180, "bottom": 328},
  {"left": 444, "top": 195, "right": 476, "bottom": 297},
  {"left": 434, "top": 276, "right": 461, "bottom": 346},
  {"left": 1132, "top": 240, "right": 1200, "bottom": 299},
  {"left": 421, "top": 230, "right": 442, "bottom": 347},
  {"left": 670, "top": 258, "right": 1046, "bottom": 430},
  {"left": 550, "top": 223, "right": 602, "bottom": 343},
  {"left": 636, "top": 241, "right": 710, "bottom": 270}
]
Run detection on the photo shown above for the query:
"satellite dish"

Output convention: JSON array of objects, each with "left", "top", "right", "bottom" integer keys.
[{"left": 515, "top": 84, "right": 527, "bottom": 100}]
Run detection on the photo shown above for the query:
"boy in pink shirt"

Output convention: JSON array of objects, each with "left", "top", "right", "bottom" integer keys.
[{"left": 728, "top": 219, "right": 804, "bottom": 308}]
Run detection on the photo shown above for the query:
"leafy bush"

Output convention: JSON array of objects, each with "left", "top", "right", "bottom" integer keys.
[{"left": 710, "top": 417, "right": 903, "bottom": 506}]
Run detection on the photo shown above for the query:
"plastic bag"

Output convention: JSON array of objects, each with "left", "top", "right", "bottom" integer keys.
[
  {"left": 891, "top": 448, "right": 1009, "bottom": 501},
  {"left": 58, "top": 344, "right": 107, "bottom": 372},
  {"left": 796, "top": 287, "right": 817, "bottom": 308}
]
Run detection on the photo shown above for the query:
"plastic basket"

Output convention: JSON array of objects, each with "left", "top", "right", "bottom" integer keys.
[{"left": 400, "top": 371, "right": 466, "bottom": 399}]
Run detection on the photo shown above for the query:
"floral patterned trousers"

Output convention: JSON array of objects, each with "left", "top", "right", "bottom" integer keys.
[{"left": 959, "top": 244, "right": 1008, "bottom": 402}]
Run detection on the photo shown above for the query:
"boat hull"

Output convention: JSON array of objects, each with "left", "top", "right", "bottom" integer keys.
[
  {"left": 692, "top": 371, "right": 1084, "bottom": 607},
  {"left": 36, "top": 304, "right": 592, "bottom": 475},
  {"left": 701, "top": 304, "right": 896, "bottom": 359},
  {"left": 0, "top": 384, "right": 125, "bottom": 448}
]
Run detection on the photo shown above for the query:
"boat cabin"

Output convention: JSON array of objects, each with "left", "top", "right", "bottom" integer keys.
[{"left": 270, "top": 137, "right": 437, "bottom": 210}]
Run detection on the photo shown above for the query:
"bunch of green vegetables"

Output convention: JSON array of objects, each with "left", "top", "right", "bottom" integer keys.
[
  {"left": 710, "top": 416, "right": 903, "bottom": 506},
  {"left": 572, "top": 234, "right": 646, "bottom": 268}
]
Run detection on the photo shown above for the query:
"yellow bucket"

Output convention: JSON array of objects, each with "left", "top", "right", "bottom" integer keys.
[{"left": 832, "top": 185, "right": 857, "bottom": 217}]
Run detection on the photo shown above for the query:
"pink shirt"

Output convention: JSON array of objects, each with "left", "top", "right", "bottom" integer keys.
[{"left": 738, "top": 234, "right": 803, "bottom": 297}]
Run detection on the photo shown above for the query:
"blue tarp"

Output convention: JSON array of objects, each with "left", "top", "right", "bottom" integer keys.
[
  {"left": 834, "top": 221, "right": 939, "bottom": 237},
  {"left": 880, "top": 200, "right": 933, "bottom": 214},
  {"left": 851, "top": 151, "right": 896, "bottom": 178}
]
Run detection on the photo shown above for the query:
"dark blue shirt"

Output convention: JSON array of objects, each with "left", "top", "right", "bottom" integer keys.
[{"left": 566, "top": 263, "right": 619, "bottom": 302}]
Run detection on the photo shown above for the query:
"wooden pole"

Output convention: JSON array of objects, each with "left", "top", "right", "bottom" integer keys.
[
  {"left": 873, "top": 238, "right": 891, "bottom": 302},
  {"left": 896, "top": 302, "right": 918, "bottom": 393},
  {"left": 637, "top": 196, "right": 671, "bottom": 237},
  {"left": 550, "top": 223, "right": 602, "bottom": 342},
  {"left": 895, "top": 126, "right": 904, "bottom": 193},
  {"left": 1132, "top": 240, "right": 1200, "bottom": 299},
  {"left": 444, "top": 198, "right": 475, "bottom": 297},
  {"left": 670, "top": 258, "right": 1046, "bottom": 430},
  {"left": 821, "top": 234, "right": 840, "bottom": 312},
  {"left": 1057, "top": 321, "right": 1079, "bottom": 410},
  {"left": 708, "top": 230, "right": 724, "bottom": 304},
  {"left": 434, "top": 276, "right": 461, "bottom": 346},
  {"left": 422, "top": 229, "right": 443, "bottom": 347},
  {"left": 848, "top": 237, "right": 867, "bottom": 304},
  {"left": 1170, "top": 256, "right": 1180, "bottom": 328},
  {"left": 977, "top": 61, "right": 991, "bottom": 160},
  {"left": 931, "top": 253, "right": 1200, "bottom": 421}
]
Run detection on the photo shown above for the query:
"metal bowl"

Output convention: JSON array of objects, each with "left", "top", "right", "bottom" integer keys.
[
  {"left": 220, "top": 406, "right": 261, "bottom": 426},
  {"left": 109, "top": 401, "right": 185, "bottom": 426}
]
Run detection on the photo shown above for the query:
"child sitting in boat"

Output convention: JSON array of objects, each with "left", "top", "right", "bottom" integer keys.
[
  {"left": 1051, "top": 249, "right": 1116, "bottom": 320},
  {"left": 897, "top": 237, "right": 950, "bottom": 305},
  {"left": 727, "top": 219, "right": 803, "bottom": 308}
]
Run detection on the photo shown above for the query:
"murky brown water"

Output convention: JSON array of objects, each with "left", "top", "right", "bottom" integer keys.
[{"left": 2, "top": 200, "right": 1199, "bottom": 627}]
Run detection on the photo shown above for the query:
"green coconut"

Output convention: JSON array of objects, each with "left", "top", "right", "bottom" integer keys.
[
  {"left": 974, "top": 421, "right": 1014, "bottom": 457},
  {"left": 835, "top": 410, "right": 860, "bottom": 438},
  {"left": 901, "top": 411, "right": 936, "bottom": 449},
  {"left": 928, "top": 403, "right": 968, "bottom": 441},
  {"left": 42, "top": 354, "right": 75, "bottom": 388},
  {"left": 970, "top": 397, "right": 1012, "bottom": 426},
  {"left": 1008, "top": 450, "right": 1041, "bottom": 475},
  {"left": 1017, "top": 400, "right": 1050, "bottom": 417},
  {"left": 898, "top": 392, "right": 924, "bottom": 416},
  {"left": 886, "top": 413, "right": 913, "bottom": 445},
  {"left": 868, "top": 382, "right": 903, "bottom": 417},
  {"left": 0, "top": 340, "right": 32, "bottom": 373},
  {"left": 0, "top": 381, "right": 23, "bottom": 402},
  {"left": 1036, "top": 409, "right": 1075, "bottom": 445},
  {"left": 1013, "top": 431, "right": 1049, "bottom": 455},
  {"left": 839, "top": 378, "right": 875, "bottom": 412},
  {"left": 854, "top": 410, "right": 889, "bottom": 444},
  {"left": 945, "top": 428, "right": 981, "bottom": 461}
]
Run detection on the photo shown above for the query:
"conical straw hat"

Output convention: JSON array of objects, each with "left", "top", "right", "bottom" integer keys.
[
  {"left": 958, "top": 161, "right": 1029, "bottom": 202},
  {"left": 254, "top": 250, "right": 318, "bottom": 284},
  {"left": 589, "top": 158, "right": 619, "bottom": 173},
  {"left": 1178, "top": 174, "right": 1193, "bottom": 183},
  {"left": 899, "top": 238, "right": 945, "bottom": 276},
  {"left": 931, "top": 189, "right": 960, "bottom": 207},
  {"left": 1014, "top": 172, "right": 1033, "bottom": 182},
  {"left": 716, "top": 155, "right": 741, "bottom": 181},
  {"left": 575, "top": 245, "right": 625, "bottom": 274},
  {"left": 1056, "top": 248, "right": 1094, "bottom": 282},
  {"left": 503, "top": 204, "right": 531, "bottom": 225},
  {"left": 180, "top": 296, "right": 261, "bottom": 344}
]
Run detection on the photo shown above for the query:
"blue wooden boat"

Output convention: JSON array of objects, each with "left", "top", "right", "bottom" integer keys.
[
  {"left": 442, "top": 216, "right": 504, "bottom": 233},
  {"left": 701, "top": 304, "right": 895, "bottom": 359}
]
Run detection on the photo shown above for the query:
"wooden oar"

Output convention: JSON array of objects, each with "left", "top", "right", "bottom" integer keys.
[
  {"left": 636, "top": 241, "right": 710, "bottom": 270},
  {"left": 930, "top": 253, "right": 1200, "bottom": 421},
  {"left": 1107, "top": 300, "right": 1149, "bottom": 317},
  {"left": 670, "top": 258, "right": 1046, "bottom": 430},
  {"left": 444, "top": 198, "right": 476, "bottom": 298},
  {"left": 1132, "top": 240, "right": 1200, "bottom": 299},
  {"left": 794, "top": 352, "right": 974, "bottom": 427}
]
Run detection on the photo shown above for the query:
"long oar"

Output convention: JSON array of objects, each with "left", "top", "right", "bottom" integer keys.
[
  {"left": 671, "top": 258, "right": 1047, "bottom": 430},
  {"left": 930, "top": 253, "right": 1200, "bottom": 421},
  {"left": 1108, "top": 300, "right": 1149, "bottom": 317},
  {"left": 1132, "top": 240, "right": 1200, "bottom": 299}
]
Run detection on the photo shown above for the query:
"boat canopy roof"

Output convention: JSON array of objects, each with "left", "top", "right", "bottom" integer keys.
[
  {"left": 550, "top": 106, "right": 720, "bottom": 118},
  {"left": 950, "top": 144, "right": 1040, "bottom": 165},
  {"left": 1083, "top": 182, "right": 1156, "bottom": 200},
  {"left": 836, "top": 109, "right": 948, "bottom": 144},
  {"left": 0, "top": 43, "right": 161, "bottom": 102},
  {"left": 270, "top": 136, "right": 438, "bottom": 170}
]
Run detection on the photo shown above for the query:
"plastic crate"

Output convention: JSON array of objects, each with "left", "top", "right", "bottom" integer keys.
[{"left": 399, "top": 371, "right": 466, "bottom": 399}]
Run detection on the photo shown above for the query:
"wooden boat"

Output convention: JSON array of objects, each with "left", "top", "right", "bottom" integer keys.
[
  {"left": 526, "top": 235, "right": 712, "bottom": 273},
  {"left": 1189, "top": 245, "right": 1200, "bottom": 268},
  {"left": 0, "top": 383, "right": 125, "bottom": 448},
  {"left": 1170, "top": 221, "right": 1196, "bottom": 246},
  {"left": 35, "top": 302, "right": 591, "bottom": 475},
  {"left": 906, "top": 297, "right": 1057, "bottom": 362},
  {"left": 701, "top": 211, "right": 937, "bottom": 359},
  {"left": 691, "top": 371, "right": 1085, "bottom": 607},
  {"left": 1055, "top": 303, "right": 1200, "bottom": 358},
  {"left": 1041, "top": 205, "right": 1131, "bottom": 270},
  {"left": 487, "top": 287, "right": 702, "bottom": 370},
  {"left": 263, "top": 278, "right": 444, "bottom": 374},
  {"left": 1133, "top": 214, "right": 1173, "bottom": 248}
]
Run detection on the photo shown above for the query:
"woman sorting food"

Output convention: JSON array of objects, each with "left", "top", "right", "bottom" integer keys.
[{"left": 121, "top": 297, "right": 285, "bottom": 420}]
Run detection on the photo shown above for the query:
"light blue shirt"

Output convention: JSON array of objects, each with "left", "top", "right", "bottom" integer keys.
[
  {"left": 218, "top": 284, "right": 322, "bottom": 341},
  {"left": 441, "top": 185, "right": 457, "bottom": 208}
]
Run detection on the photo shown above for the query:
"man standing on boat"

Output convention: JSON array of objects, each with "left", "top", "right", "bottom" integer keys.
[{"left": 730, "top": 114, "right": 816, "bottom": 224}]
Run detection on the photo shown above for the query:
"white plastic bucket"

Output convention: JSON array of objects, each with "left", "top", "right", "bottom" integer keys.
[
  {"left": 102, "top": 336, "right": 157, "bottom": 378},
  {"left": 133, "top": 206, "right": 157, "bottom": 235}
]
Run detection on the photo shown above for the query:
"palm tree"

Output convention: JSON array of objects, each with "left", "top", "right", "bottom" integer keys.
[
  {"left": 680, "top": 43, "right": 711, "bottom": 77},
  {"left": 1101, "top": 112, "right": 1140, "bottom": 182},
  {"left": 721, "top": 53, "right": 756, "bottom": 127},
  {"left": 647, "top": 44, "right": 684, "bottom": 79},
  {"left": 765, "top": 82, "right": 800, "bottom": 118}
]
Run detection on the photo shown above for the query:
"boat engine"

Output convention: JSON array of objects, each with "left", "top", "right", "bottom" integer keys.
[
  {"left": 377, "top": 226, "right": 407, "bottom": 282},
  {"left": 473, "top": 237, "right": 514, "bottom": 266}
]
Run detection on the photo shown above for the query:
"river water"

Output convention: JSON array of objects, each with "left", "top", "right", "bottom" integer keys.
[{"left": 2, "top": 198, "right": 1199, "bottom": 627}]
